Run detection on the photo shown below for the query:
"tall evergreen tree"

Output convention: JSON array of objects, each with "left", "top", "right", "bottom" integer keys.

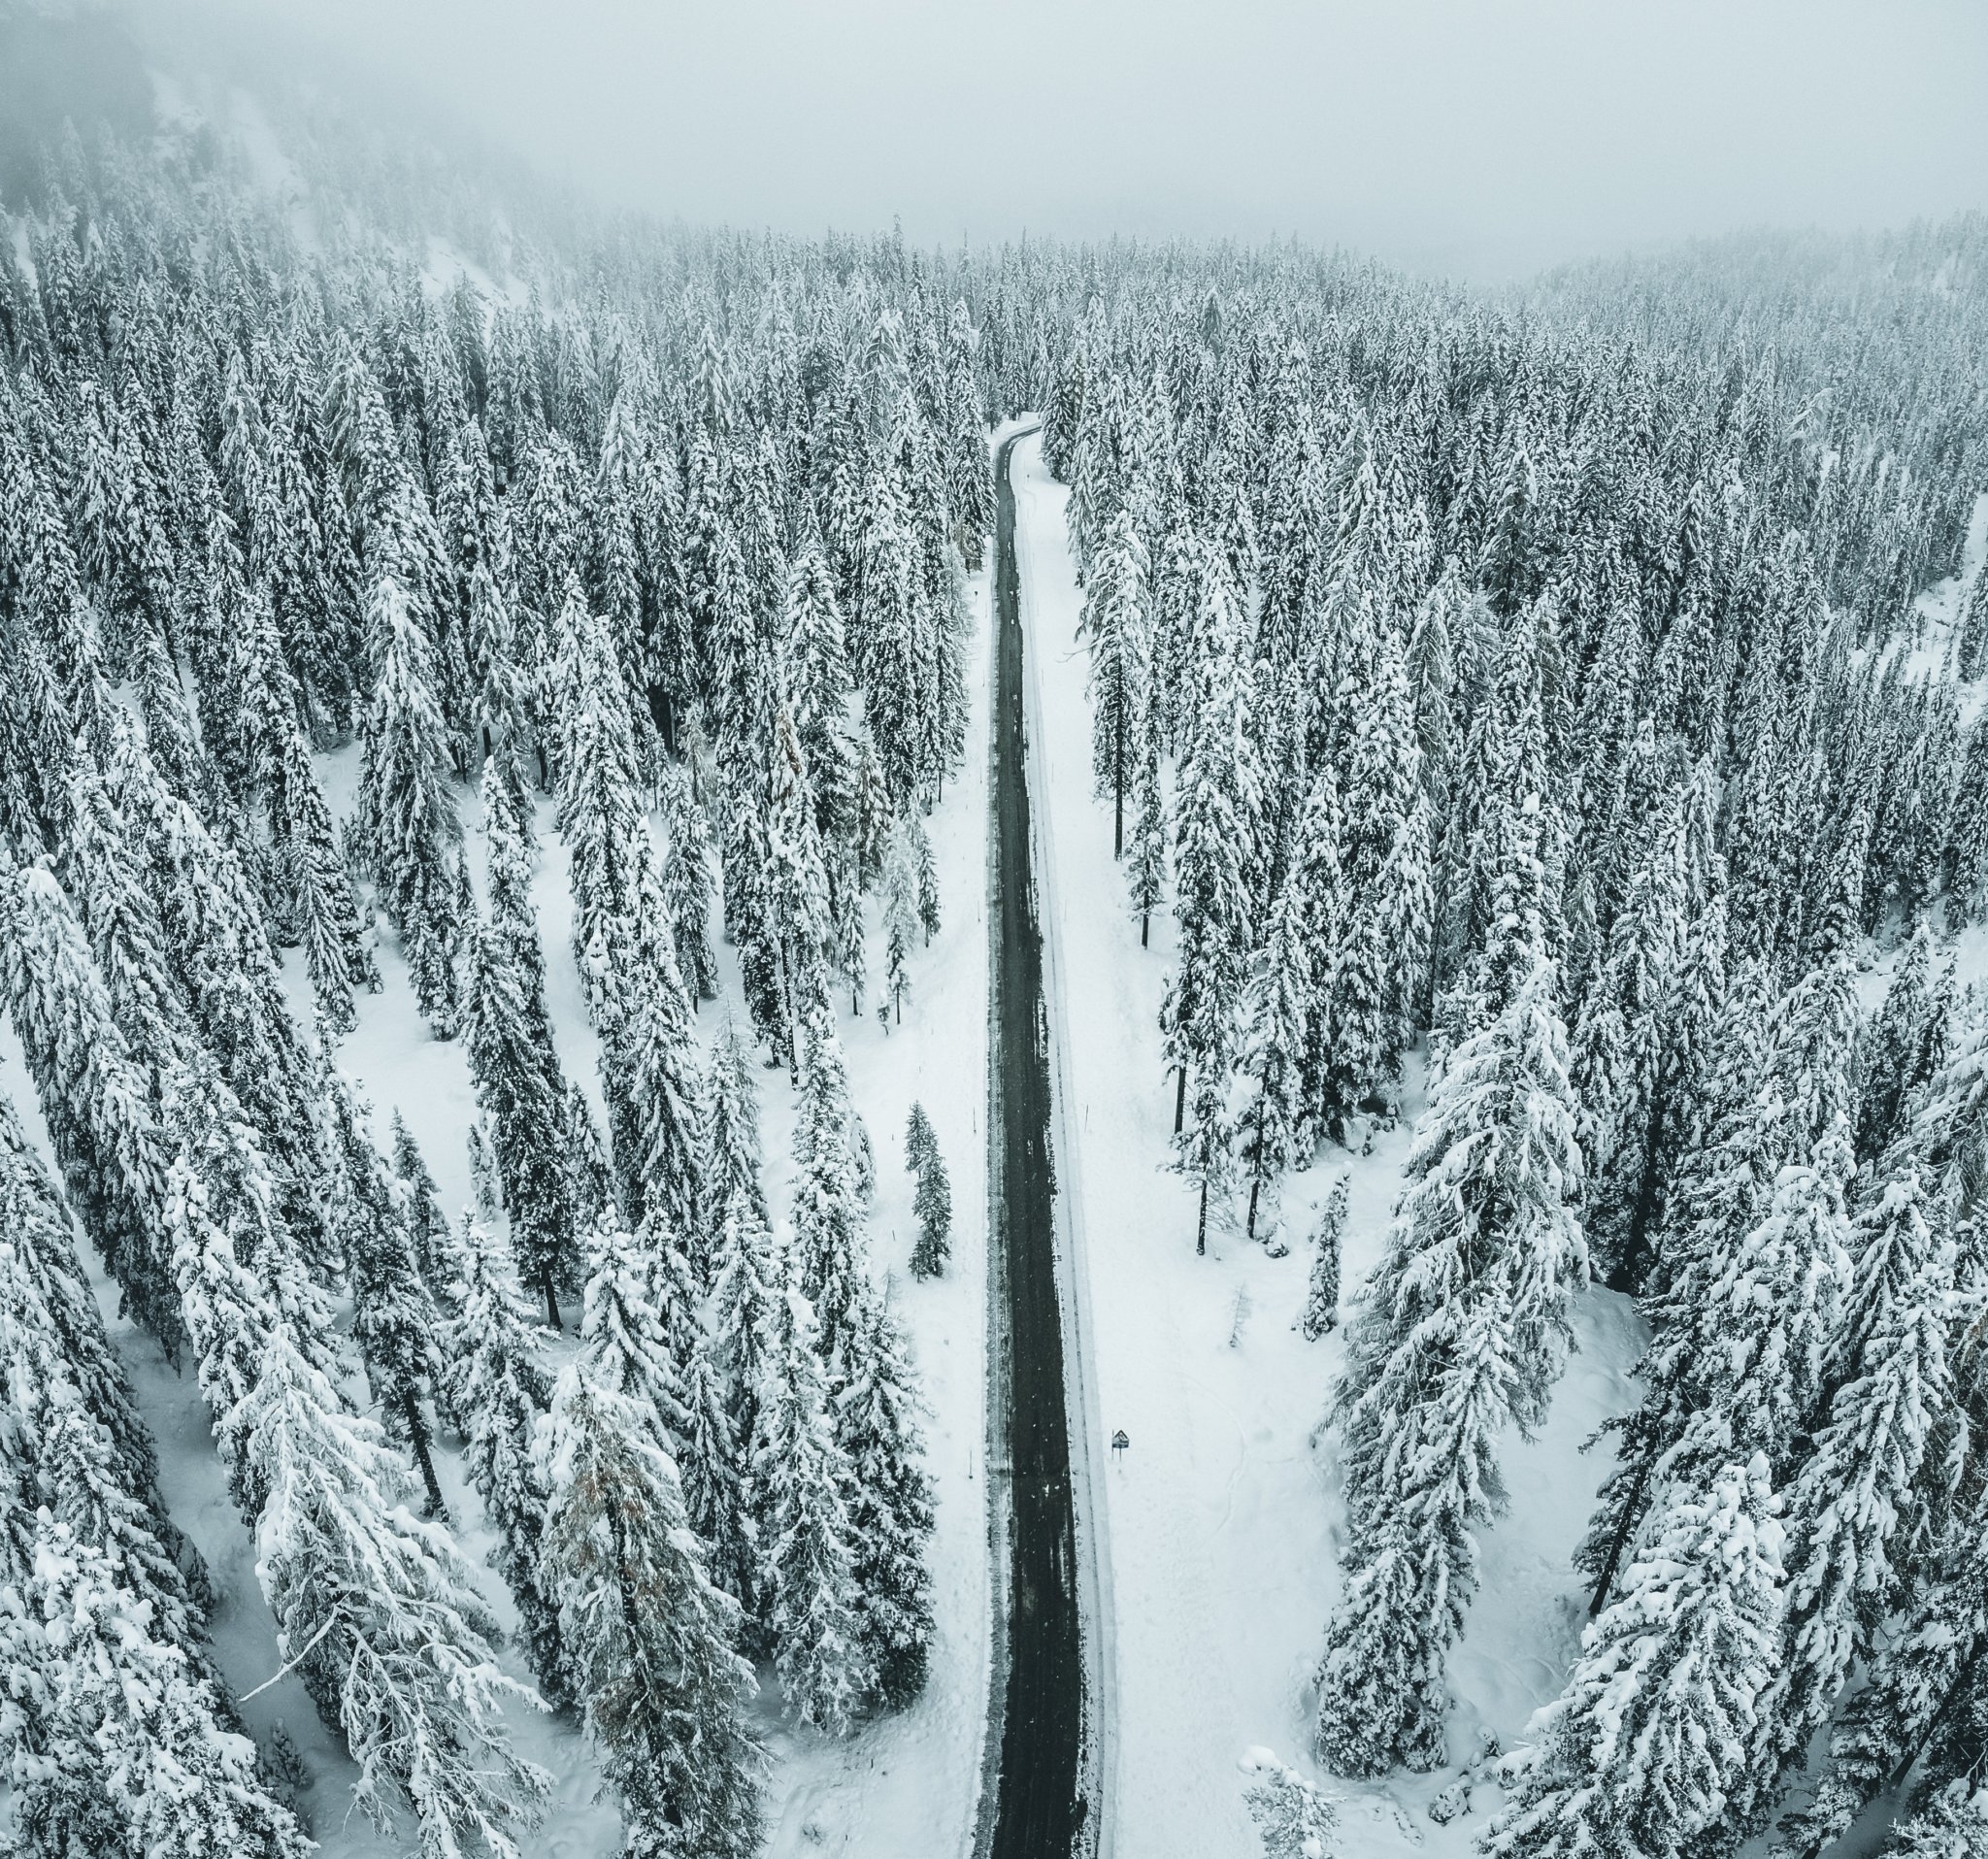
[
  {"left": 355, "top": 573, "right": 463, "bottom": 1034},
  {"left": 4, "top": 1510, "right": 311, "bottom": 1859},
  {"left": 1481, "top": 1455, "right": 1787, "bottom": 1859},
  {"left": 836, "top": 1278, "right": 937, "bottom": 1709},
  {"left": 1080, "top": 507, "right": 1152, "bottom": 854},
  {"left": 463, "top": 757, "right": 580, "bottom": 1325},
  {"left": 1320, "top": 961, "right": 1585, "bottom": 1776},
  {"left": 234, "top": 1329, "right": 548, "bottom": 1858},
  {"left": 537, "top": 1347, "right": 761, "bottom": 1856},
  {"left": 328, "top": 1083, "right": 449, "bottom": 1517},
  {"left": 437, "top": 1210, "right": 569, "bottom": 1708},
  {"left": 756, "top": 1287, "right": 872, "bottom": 1734}
]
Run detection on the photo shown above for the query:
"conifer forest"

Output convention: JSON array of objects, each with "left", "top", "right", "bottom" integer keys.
[{"left": 2, "top": 5, "right": 1988, "bottom": 1858}]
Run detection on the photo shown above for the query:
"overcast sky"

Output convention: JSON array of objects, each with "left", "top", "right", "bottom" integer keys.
[{"left": 163, "top": 0, "right": 1988, "bottom": 280}]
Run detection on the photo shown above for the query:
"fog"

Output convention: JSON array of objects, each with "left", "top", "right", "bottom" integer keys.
[{"left": 161, "top": 0, "right": 1987, "bottom": 279}]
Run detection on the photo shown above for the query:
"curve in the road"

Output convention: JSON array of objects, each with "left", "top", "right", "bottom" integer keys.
[{"left": 978, "top": 424, "right": 1086, "bottom": 1859}]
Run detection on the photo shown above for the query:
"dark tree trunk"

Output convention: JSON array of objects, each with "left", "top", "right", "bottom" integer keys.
[
  {"left": 404, "top": 1391, "right": 447, "bottom": 1518},
  {"left": 544, "top": 1274, "right": 562, "bottom": 1333},
  {"left": 1112, "top": 706, "right": 1124, "bottom": 857},
  {"left": 1608, "top": 1083, "right": 1670, "bottom": 1296},
  {"left": 1174, "top": 1061, "right": 1188, "bottom": 1135},
  {"left": 1196, "top": 1178, "right": 1209, "bottom": 1256},
  {"left": 1588, "top": 1453, "right": 1651, "bottom": 1616}
]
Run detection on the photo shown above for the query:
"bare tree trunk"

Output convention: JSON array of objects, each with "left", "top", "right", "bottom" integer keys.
[
  {"left": 404, "top": 1392, "right": 447, "bottom": 1519},
  {"left": 1588, "top": 1454, "right": 1651, "bottom": 1616},
  {"left": 1113, "top": 706, "right": 1124, "bottom": 857}
]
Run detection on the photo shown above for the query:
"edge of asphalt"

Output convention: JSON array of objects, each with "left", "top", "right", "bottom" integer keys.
[{"left": 1013, "top": 428, "right": 1117, "bottom": 1859}]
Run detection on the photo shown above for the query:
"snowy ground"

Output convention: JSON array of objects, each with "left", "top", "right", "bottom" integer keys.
[
  {"left": 1011, "top": 431, "right": 1646, "bottom": 1857},
  {"left": 1882, "top": 490, "right": 1988, "bottom": 717},
  {"left": 0, "top": 563, "right": 997, "bottom": 1856}
]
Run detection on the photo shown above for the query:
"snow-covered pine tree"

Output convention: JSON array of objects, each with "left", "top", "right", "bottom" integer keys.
[
  {"left": 537, "top": 1350, "right": 763, "bottom": 1857},
  {"left": 762, "top": 705, "right": 835, "bottom": 1055},
  {"left": 562, "top": 1080, "right": 616, "bottom": 1235},
  {"left": 1480, "top": 1455, "right": 1786, "bottom": 1859},
  {"left": 575, "top": 1209, "right": 690, "bottom": 1444},
  {"left": 554, "top": 579, "right": 653, "bottom": 1040},
  {"left": 1885, "top": 1784, "right": 1988, "bottom": 1859},
  {"left": 1856, "top": 921, "right": 1949, "bottom": 1164},
  {"left": 1165, "top": 560, "right": 1256, "bottom": 1246},
  {"left": 1231, "top": 856, "right": 1313, "bottom": 1244},
  {"left": 709, "top": 1219, "right": 781, "bottom": 1612},
  {"left": 836, "top": 1277, "right": 937, "bottom": 1709},
  {"left": 755, "top": 1286, "right": 872, "bottom": 1733},
  {"left": 859, "top": 461, "right": 930, "bottom": 803},
  {"left": 727, "top": 774, "right": 788, "bottom": 1055},
  {"left": 1127, "top": 687, "right": 1168, "bottom": 945},
  {"left": 235, "top": 1328, "right": 548, "bottom": 1857},
  {"left": 1241, "top": 1749, "right": 1341, "bottom": 1859},
  {"left": 905, "top": 1100, "right": 938, "bottom": 1178},
  {"left": 1328, "top": 597, "right": 1430, "bottom": 1113},
  {"left": 707, "top": 1013, "right": 772, "bottom": 1237},
  {"left": 610, "top": 921, "right": 709, "bottom": 1249},
  {"left": 1080, "top": 506, "right": 1152, "bottom": 854},
  {"left": 911, "top": 807, "right": 941, "bottom": 943},
  {"left": 910, "top": 1113, "right": 953, "bottom": 1280},
  {"left": 1791, "top": 1489, "right": 1988, "bottom": 1859},
  {"left": 1439, "top": 612, "right": 1557, "bottom": 1043},
  {"left": 1766, "top": 1229, "right": 1956, "bottom": 1801},
  {"left": 1577, "top": 955, "right": 1855, "bottom": 1619},
  {"left": 657, "top": 757, "right": 719, "bottom": 1003},
  {"left": 388, "top": 1110, "right": 449, "bottom": 1281},
  {"left": 278, "top": 718, "right": 379, "bottom": 1036},
  {"left": 3, "top": 859, "right": 184, "bottom": 1350},
  {"left": 786, "top": 542, "right": 857, "bottom": 851},
  {"left": 881, "top": 811, "right": 919, "bottom": 1025},
  {"left": 1302, "top": 1172, "right": 1349, "bottom": 1341},
  {"left": 677, "top": 1299, "right": 755, "bottom": 1611},
  {"left": 1320, "top": 960, "right": 1584, "bottom": 1775},
  {"left": 463, "top": 757, "right": 581, "bottom": 1325},
  {"left": 1956, "top": 557, "right": 1988, "bottom": 682},
  {"left": 437, "top": 1209, "right": 569, "bottom": 1707},
  {"left": 0, "top": 1114, "right": 204, "bottom": 1656},
  {"left": 354, "top": 572, "right": 463, "bottom": 1034},
  {"left": 1571, "top": 782, "right": 1690, "bottom": 1290},
  {"left": 5, "top": 1509, "right": 311, "bottom": 1859},
  {"left": 1283, "top": 765, "right": 1351, "bottom": 1142},
  {"left": 327, "top": 1082, "right": 449, "bottom": 1517},
  {"left": 790, "top": 990, "right": 870, "bottom": 1360}
]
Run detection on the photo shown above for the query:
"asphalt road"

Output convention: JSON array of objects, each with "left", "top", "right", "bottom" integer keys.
[{"left": 985, "top": 426, "right": 1085, "bottom": 1859}]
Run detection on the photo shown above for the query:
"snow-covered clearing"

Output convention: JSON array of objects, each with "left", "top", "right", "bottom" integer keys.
[
  {"left": 0, "top": 573, "right": 996, "bottom": 1857},
  {"left": 1888, "top": 489, "right": 1988, "bottom": 714},
  {"left": 1011, "top": 432, "right": 1645, "bottom": 1856}
]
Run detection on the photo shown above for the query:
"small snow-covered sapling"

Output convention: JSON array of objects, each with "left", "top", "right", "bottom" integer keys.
[
  {"left": 1302, "top": 1173, "right": 1349, "bottom": 1341},
  {"left": 1240, "top": 1747, "right": 1339, "bottom": 1857},
  {"left": 907, "top": 1102, "right": 952, "bottom": 1278},
  {"left": 905, "top": 1101, "right": 938, "bottom": 1177}
]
